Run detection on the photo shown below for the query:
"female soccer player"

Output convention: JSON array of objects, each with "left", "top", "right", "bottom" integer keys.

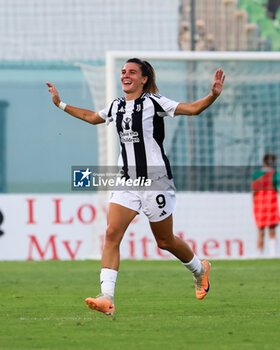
[
  {"left": 251, "top": 153, "right": 280, "bottom": 257},
  {"left": 46, "top": 58, "right": 225, "bottom": 315}
]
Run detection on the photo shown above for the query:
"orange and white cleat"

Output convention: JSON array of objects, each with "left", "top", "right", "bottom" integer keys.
[
  {"left": 85, "top": 293, "right": 115, "bottom": 315},
  {"left": 193, "top": 260, "right": 211, "bottom": 300}
]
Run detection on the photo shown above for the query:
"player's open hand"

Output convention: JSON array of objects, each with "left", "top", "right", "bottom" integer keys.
[
  {"left": 46, "top": 82, "right": 61, "bottom": 106},
  {"left": 211, "top": 69, "right": 225, "bottom": 97}
]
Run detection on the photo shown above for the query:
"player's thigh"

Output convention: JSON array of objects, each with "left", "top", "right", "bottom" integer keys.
[
  {"left": 106, "top": 202, "right": 138, "bottom": 241},
  {"left": 149, "top": 214, "right": 174, "bottom": 242}
]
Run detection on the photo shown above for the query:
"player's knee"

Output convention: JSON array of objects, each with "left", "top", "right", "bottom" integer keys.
[
  {"left": 105, "top": 225, "right": 123, "bottom": 245},
  {"left": 156, "top": 238, "right": 173, "bottom": 251}
]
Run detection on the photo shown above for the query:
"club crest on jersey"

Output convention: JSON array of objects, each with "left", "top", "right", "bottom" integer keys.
[
  {"left": 120, "top": 116, "right": 140, "bottom": 143},
  {"left": 136, "top": 104, "right": 141, "bottom": 112}
]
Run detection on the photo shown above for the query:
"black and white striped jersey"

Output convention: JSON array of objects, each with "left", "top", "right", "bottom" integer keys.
[{"left": 98, "top": 93, "right": 179, "bottom": 180}]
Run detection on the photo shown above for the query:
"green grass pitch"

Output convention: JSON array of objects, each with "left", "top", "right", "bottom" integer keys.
[{"left": 1, "top": 259, "right": 279, "bottom": 350}]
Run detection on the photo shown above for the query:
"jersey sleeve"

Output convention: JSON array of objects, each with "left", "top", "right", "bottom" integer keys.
[
  {"left": 98, "top": 106, "right": 108, "bottom": 121},
  {"left": 98, "top": 100, "right": 115, "bottom": 125},
  {"left": 153, "top": 94, "right": 179, "bottom": 118}
]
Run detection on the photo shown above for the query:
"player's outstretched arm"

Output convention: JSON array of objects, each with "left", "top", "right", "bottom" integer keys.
[
  {"left": 175, "top": 68, "right": 225, "bottom": 116},
  {"left": 46, "top": 82, "right": 105, "bottom": 125}
]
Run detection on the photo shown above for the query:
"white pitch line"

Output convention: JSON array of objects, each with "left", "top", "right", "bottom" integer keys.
[{"left": 19, "top": 317, "right": 94, "bottom": 321}]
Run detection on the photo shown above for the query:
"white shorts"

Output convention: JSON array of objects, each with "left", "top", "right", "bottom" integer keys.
[{"left": 109, "top": 176, "right": 176, "bottom": 222}]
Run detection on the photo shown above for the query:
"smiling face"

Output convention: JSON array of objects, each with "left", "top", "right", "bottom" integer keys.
[{"left": 121, "top": 62, "right": 148, "bottom": 100}]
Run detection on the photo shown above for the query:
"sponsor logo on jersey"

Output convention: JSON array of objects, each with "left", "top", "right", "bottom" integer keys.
[
  {"left": 121, "top": 116, "right": 132, "bottom": 132},
  {"left": 120, "top": 116, "right": 140, "bottom": 143}
]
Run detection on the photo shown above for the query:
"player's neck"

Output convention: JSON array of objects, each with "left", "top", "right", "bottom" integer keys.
[{"left": 125, "top": 91, "right": 143, "bottom": 101}]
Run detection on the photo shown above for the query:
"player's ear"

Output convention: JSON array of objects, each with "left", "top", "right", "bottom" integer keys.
[{"left": 142, "top": 76, "right": 148, "bottom": 85}]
